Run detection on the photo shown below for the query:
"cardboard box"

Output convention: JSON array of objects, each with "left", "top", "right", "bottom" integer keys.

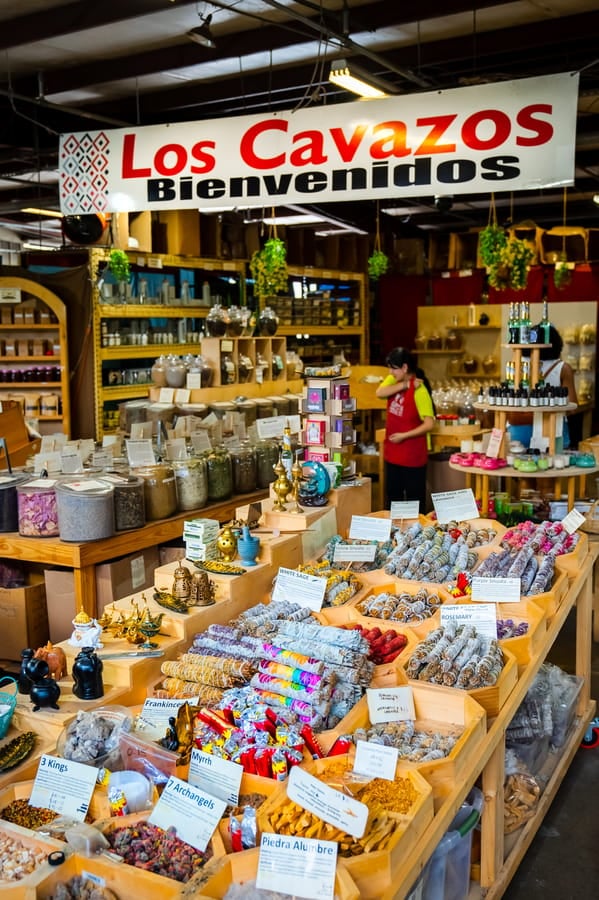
[
  {"left": 44, "top": 569, "right": 77, "bottom": 643},
  {"left": 95, "top": 546, "right": 160, "bottom": 614},
  {"left": 0, "top": 573, "right": 49, "bottom": 659}
]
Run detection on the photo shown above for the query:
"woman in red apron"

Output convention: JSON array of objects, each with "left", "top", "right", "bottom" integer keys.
[{"left": 376, "top": 347, "right": 435, "bottom": 512}]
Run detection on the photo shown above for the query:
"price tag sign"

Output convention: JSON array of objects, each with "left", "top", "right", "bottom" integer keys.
[
  {"left": 271, "top": 567, "right": 326, "bottom": 612},
  {"left": 333, "top": 543, "right": 377, "bottom": 563},
  {"left": 139, "top": 697, "right": 197, "bottom": 734},
  {"left": 30, "top": 755, "right": 97, "bottom": 820},
  {"left": 33, "top": 451, "right": 62, "bottom": 473},
  {"left": 353, "top": 740, "right": 398, "bottom": 782},
  {"left": 130, "top": 421, "right": 153, "bottom": 440},
  {"left": 190, "top": 430, "right": 212, "bottom": 453},
  {"left": 149, "top": 776, "right": 226, "bottom": 852},
  {"left": 62, "top": 479, "right": 107, "bottom": 492},
  {"left": 431, "top": 489, "right": 478, "bottom": 524},
  {"left": 126, "top": 438, "right": 156, "bottom": 467},
  {"left": 165, "top": 438, "right": 188, "bottom": 460},
  {"left": 562, "top": 508, "right": 585, "bottom": 534},
  {"left": 187, "top": 373, "right": 202, "bottom": 389},
  {"left": 61, "top": 452, "right": 84, "bottom": 473},
  {"left": 255, "top": 416, "right": 287, "bottom": 440},
  {"left": 287, "top": 765, "right": 368, "bottom": 839},
  {"left": 349, "top": 515, "right": 391, "bottom": 542},
  {"left": 257, "top": 833, "right": 337, "bottom": 900},
  {"left": 189, "top": 748, "right": 243, "bottom": 806},
  {"left": 158, "top": 387, "right": 175, "bottom": 403},
  {"left": 92, "top": 449, "right": 113, "bottom": 468},
  {"left": 471, "top": 576, "right": 521, "bottom": 603},
  {"left": 486, "top": 427, "right": 504, "bottom": 459},
  {"left": 174, "top": 388, "right": 191, "bottom": 403},
  {"left": 390, "top": 501, "right": 420, "bottom": 520},
  {"left": 441, "top": 603, "right": 497, "bottom": 643},
  {"left": 366, "top": 687, "right": 416, "bottom": 724}
]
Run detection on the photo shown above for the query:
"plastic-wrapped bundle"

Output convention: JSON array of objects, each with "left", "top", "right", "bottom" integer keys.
[
  {"left": 274, "top": 619, "right": 369, "bottom": 652},
  {"left": 519, "top": 556, "right": 539, "bottom": 594},
  {"left": 259, "top": 643, "right": 325, "bottom": 675},
  {"left": 527, "top": 552, "right": 556, "bottom": 595},
  {"left": 161, "top": 653, "right": 254, "bottom": 687}
]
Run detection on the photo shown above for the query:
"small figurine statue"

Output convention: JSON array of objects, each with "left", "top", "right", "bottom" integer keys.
[
  {"left": 26, "top": 657, "right": 61, "bottom": 711},
  {"left": 217, "top": 523, "right": 238, "bottom": 562},
  {"left": 18, "top": 648, "right": 34, "bottom": 695},
  {"left": 34, "top": 642, "right": 67, "bottom": 680},
  {"left": 190, "top": 570, "right": 216, "bottom": 606},
  {"left": 72, "top": 646, "right": 104, "bottom": 700},
  {"left": 172, "top": 563, "right": 192, "bottom": 602},
  {"left": 160, "top": 716, "right": 180, "bottom": 751},
  {"left": 69, "top": 605, "right": 103, "bottom": 649},
  {"left": 271, "top": 456, "right": 291, "bottom": 511}
]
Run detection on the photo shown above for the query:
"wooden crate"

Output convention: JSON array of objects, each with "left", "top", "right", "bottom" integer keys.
[
  {"left": 95, "top": 810, "right": 226, "bottom": 889},
  {"left": 217, "top": 773, "right": 279, "bottom": 853},
  {"left": 346, "top": 578, "right": 453, "bottom": 640},
  {"left": 34, "top": 850, "right": 183, "bottom": 899},
  {"left": 0, "top": 819, "right": 67, "bottom": 897},
  {"left": 183, "top": 846, "right": 360, "bottom": 899},
  {"left": 454, "top": 598, "right": 546, "bottom": 668},
  {"left": 322, "top": 683, "right": 486, "bottom": 802},
  {"left": 257, "top": 758, "right": 433, "bottom": 900},
  {"left": 0, "top": 778, "right": 114, "bottom": 828},
  {"left": 0, "top": 722, "right": 57, "bottom": 793}
]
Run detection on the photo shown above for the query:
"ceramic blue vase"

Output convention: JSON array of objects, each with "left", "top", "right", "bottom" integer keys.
[{"left": 237, "top": 525, "right": 260, "bottom": 566}]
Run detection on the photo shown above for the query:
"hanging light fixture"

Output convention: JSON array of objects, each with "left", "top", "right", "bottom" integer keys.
[
  {"left": 187, "top": 13, "right": 216, "bottom": 48},
  {"left": 328, "top": 58, "right": 397, "bottom": 99}
]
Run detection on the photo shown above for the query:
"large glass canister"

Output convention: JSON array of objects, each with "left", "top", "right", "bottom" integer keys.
[
  {"left": 17, "top": 477, "right": 60, "bottom": 537},
  {"left": 55, "top": 478, "right": 115, "bottom": 542},
  {"left": 134, "top": 463, "right": 178, "bottom": 520},
  {"left": 106, "top": 474, "right": 146, "bottom": 531},
  {"left": 254, "top": 438, "right": 279, "bottom": 488},
  {"left": 172, "top": 456, "right": 208, "bottom": 511},
  {"left": 205, "top": 303, "right": 227, "bottom": 337},
  {"left": 206, "top": 445, "right": 233, "bottom": 501},
  {"left": 234, "top": 399, "right": 257, "bottom": 427},
  {"left": 231, "top": 441, "right": 257, "bottom": 494},
  {"left": 0, "top": 473, "right": 29, "bottom": 532}
]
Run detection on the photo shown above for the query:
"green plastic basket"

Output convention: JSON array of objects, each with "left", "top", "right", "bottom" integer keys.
[{"left": 0, "top": 677, "right": 18, "bottom": 739}]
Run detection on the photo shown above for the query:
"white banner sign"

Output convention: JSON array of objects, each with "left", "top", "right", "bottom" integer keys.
[{"left": 59, "top": 73, "right": 578, "bottom": 214}]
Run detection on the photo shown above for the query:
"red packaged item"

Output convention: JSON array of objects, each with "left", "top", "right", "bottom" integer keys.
[
  {"left": 239, "top": 746, "right": 257, "bottom": 774},
  {"left": 284, "top": 747, "right": 304, "bottom": 768},
  {"left": 299, "top": 723, "right": 325, "bottom": 759},
  {"left": 271, "top": 748, "right": 288, "bottom": 782},
  {"left": 229, "top": 816, "right": 243, "bottom": 853},
  {"left": 326, "top": 736, "right": 353, "bottom": 757},
  {"left": 254, "top": 746, "right": 274, "bottom": 778}
]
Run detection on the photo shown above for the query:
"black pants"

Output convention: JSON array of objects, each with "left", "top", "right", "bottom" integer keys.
[{"left": 385, "top": 461, "right": 428, "bottom": 513}]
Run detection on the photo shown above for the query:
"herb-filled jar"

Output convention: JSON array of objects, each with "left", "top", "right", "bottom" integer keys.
[
  {"left": 172, "top": 456, "right": 208, "bottom": 511},
  {"left": 17, "top": 477, "right": 60, "bottom": 537},
  {"left": 56, "top": 478, "right": 115, "bottom": 542},
  {"left": 206, "top": 445, "right": 233, "bottom": 501},
  {"left": 255, "top": 438, "right": 280, "bottom": 488},
  {"left": 234, "top": 398, "right": 257, "bottom": 427},
  {"left": 107, "top": 474, "right": 146, "bottom": 531},
  {"left": 134, "top": 463, "right": 178, "bottom": 520},
  {"left": 0, "top": 473, "right": 29, "bottom": 532},
  {"left": 231, "top": 441, "right": 257, "bottom": 494},
  {"left": 205, "top": 303, "right": 227, "bottom": 337},
  {"left": 254, "top": 398, "right": 275, "bottom": 419}
]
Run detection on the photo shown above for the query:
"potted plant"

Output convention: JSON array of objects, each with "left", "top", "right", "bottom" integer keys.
[
  {"left": 107, "top": 249, "right": 131, "bottom": 302},
  {"left": 367, "top": 203, "right": 389, "bottom": 281},
  {"left": 554, "top": 252, "right": 572, "bottom": 290}
]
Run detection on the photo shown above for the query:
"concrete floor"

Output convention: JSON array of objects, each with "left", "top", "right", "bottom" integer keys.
[{"left": 502, "top": 610, "right": 599, "bottom": 899}]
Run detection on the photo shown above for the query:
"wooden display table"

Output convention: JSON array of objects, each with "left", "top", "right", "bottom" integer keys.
[
  {"left": 449, "top": 460, "right": 599, "bottom": 513},
  {"left": 0, "top": 488, "right": 270, "bottom": 619}
]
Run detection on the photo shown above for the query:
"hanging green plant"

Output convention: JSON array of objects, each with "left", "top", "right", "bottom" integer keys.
[
  {"left": 554, "top": 252, "right": 572, "bottom": 290},
  {"left": 368, "top": 248, "right": 389, "bottom": 280},
  {"left": 107, "top": 249, "right": 131, "bottom": 283},
  {"left": 249, "top": 236, "right": 288, "bottom": 298},
  {"left": 487, "top": 237, "right": 534, "bottom": 291},
  {"left": 478, "top": 224, "right": 508, "bottom": 268}
]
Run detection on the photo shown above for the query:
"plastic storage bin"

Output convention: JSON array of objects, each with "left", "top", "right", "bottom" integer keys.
[{"left": 421, "top": 786, "right": 484, "bottom": 900}]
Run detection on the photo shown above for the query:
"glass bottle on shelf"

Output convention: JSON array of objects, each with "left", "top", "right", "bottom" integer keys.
[
  {"left": 205, "top": 304, "right": 227, "bottom": 337},
  {"left": 518, "top": 301, "right": 531, "bottom": 344},
  {"left": 539, "top": 297, "right": 551, "bottom": 344},
  {"left": 281, "top": 423, "right": 293, "bottom": 480}
]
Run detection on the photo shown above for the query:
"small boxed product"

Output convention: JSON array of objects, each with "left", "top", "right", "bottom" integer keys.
[
  {"left": 16, "top": 339, "right": 31, "bottom": 357},
  {"left": 305, "top": 448, "right": 331, "bottom": 463},
  {"left": 305, "top": 418, "right": 327, "bottom": 445},
  {"left": 305, "top": 385, "right": 327, "bottom": 412},
  {"left": 0, "top": 306, "right": 12, "bottom": 324}
]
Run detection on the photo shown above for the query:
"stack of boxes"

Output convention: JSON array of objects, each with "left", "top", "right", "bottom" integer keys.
[
  {"left": 182, "top": 517, "right": 220, "bottom": 562},
  {"left": 302, "top": 374, "right": 356, "bottom": 465}
]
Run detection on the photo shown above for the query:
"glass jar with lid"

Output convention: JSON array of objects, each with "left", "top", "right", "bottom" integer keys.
[
  {"left": 165, "top": 355, "right": 188, "bottom": 389},
  {"left": 56, "top": 478, "right": 115, "bottom": 541},
  {"left": 151, "top": 354, "right": 169, "bottom": 387},
  {"left": 255, "top": 438, "right": 279, "bottom": 488},
  {"left": 206, "top": 446, "right": 233, "bottom": 501},
  {"left": 225, "top": 305, "right": 244, "bottom": 337},
  {"left": 17, "top": 477, "right": 60, "bottom": 537},
  {"left": 108, "top": 474, "right": 146, "bottom": 531},
  {"left": 220, "top": 353, "right": 236, "bottom": 385},
  {"left": 257, "top": 306, "right": 279, "bottom": 336},
  {"left": 134, "top": 463, "right": 178, "bottom": 520},
  {"left": 231, "top": 441, "right": 257, "bottom": 494},
  {"left": 172, "top": 456, "right": 208, "bottom": 511},
  {"left": 0, "top": 473, "right": 29, "bottom": 532},
  {"left": 205, "top": 304, "right": 228, "bottom": 337}
]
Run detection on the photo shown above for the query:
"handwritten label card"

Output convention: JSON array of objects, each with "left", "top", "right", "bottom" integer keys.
[
  {"left": 349, "top": 515, "right": 391, "bottom": 542},
  {"left": 390, "top": 501, "right": 420, "bottom": 520},
  {"left": 431, "top": 489, "right": 478, "bottom": 524},
  {"left": 138, "top": 698, "right": 197, "bottom": 738},
  {"left": 30, "top": 755, "right": 97, "bottom": 820},
  {"left": 188, "top": 748, "right": 243, "bottom": 806},
  {"left": 129, "top": 421, "right": 153, "bottom": 440},
  {"left": 353, "top": 740, "right": 398, "bottom": 782},
  {"left": 366, "top": 687, "right": 416, "bottom": 724},
  {"left": 562, "top": 508, "right": 585, "bottom": 534},
  {"left": 149, "top": 775, "right": 226, "bottom": 852},
  {"left": 271, "top": 567, "right": 326, "bottom": 612},
  {"left": 471, "top": 576, "right": 521, "bottom": 603},
  {"left": 287, "top": 765, "right": 368, "bottom": 839},
  {"left": 440, "top": 603, "right": 497, "bottom": 643},
  {"left": 257, "top": 833, "right": 337, "bottom": 900},
  {"left": 126, "top": 438, "right": 156, "bottom": 467},
  {"left": 333, "top": 543, "right": 377, "bottom": 563}
]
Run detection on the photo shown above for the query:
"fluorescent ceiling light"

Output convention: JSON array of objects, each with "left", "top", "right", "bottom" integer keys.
[
  {"left": 329, "top": 58, "right": 396, "bottom": 99},
  {"left": 20, "top": 207, "right": 64, "bottom": 218},
  {"left": 22, "top": 241, "right": 58, "bottom": 250},
  {"left": 261, "top": 214, "right": 326, "bottom": 226}
]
